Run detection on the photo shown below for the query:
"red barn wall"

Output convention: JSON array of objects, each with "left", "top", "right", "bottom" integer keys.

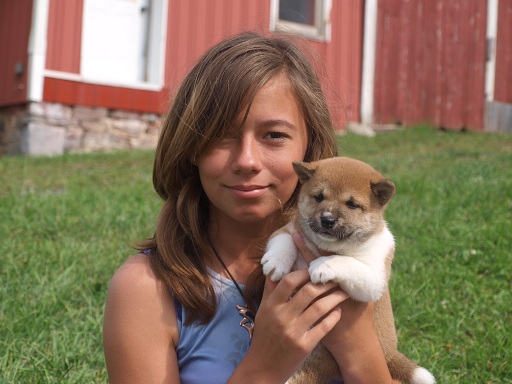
[
  {"left": 42, "top": 0, "right": 363, "bottom": 127},
  {"left": 310, "top": 0, "right": 364, "bottom": 126},
  {"left": 164, "top": 0, "right": 363, "bottom": 128},
  {"left": 373, "top": 0, "right": 487, "bottom": 131},
  {"left": 42, "top": 0, "right": 274, "bottom": 114},
  {"left": 46, "top": 0, "right": 83, "bottom": 73},
  {"left": 494, "top": 0, "right": 512, "bottom": 103},
  {"left": 0, "top": 0, "right": 33, "bottom": 106},
  {"left": 164, "top": 0, "right": 272, "bottom": 88}
]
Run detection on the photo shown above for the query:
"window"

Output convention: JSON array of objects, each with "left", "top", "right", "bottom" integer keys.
[
  {"left": 270, "top": 0, "right": 331, "bottom": 41},
  {"left": 81, "top": 0, "right": 167, "bottom": 89}
]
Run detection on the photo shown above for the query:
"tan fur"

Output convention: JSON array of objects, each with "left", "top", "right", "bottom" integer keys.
[{"left": 262, "top": 157, "right": 435, "bottom": 384}]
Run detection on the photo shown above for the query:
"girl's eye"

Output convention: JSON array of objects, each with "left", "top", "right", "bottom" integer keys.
[
  {"left": 346, "top": 200, "right": 359, "bottom": 209},
  {"left": 266, "top": 131, "right": 288, "bottom": 140},
  {"left": 314, "top": 193, "right": 324, "bottom": 202}
]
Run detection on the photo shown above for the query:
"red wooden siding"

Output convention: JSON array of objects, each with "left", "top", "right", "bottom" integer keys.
[
  {"left": 0, "top": 0, "right": 33, "bottom": 106},
  {"left": 495, "top": 0, "right": 512, "bottom": 103},
  {"left": 163, "top": 0, "right": 274, "bottom": 97},
  {"left": 374, "top": 0, "right": 487, "bottom": 130},
  {"left": 42, "top": 0, "right": 363, "bottom": 125},
  {"left": 46, "top": 0, "right": 83, "bottom": 73},
  {"left": 309, "top": 0, "right": 364, "bottom": 126},
  {"left": 43, "top": 0, "right": 272, "bottom": 114},
  {"left": 165, "top": 0, "right": 363, "bottom": 128},
  {"left": 43, "top": 78, "right": 164, "bottom": 112}
]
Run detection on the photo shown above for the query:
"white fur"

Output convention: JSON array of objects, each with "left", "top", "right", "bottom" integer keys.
[
  {"left": 411, "top": 367, "right": 436, "bottom": 384},
  {"left": 261, "top": 232, "right": 299, "bottom": 281},
  {"left": 309, "top": 226, "right": 394, "bottom": 302},
  {"left": 261, "top": 222, "right": 395, "bottom": 302}
]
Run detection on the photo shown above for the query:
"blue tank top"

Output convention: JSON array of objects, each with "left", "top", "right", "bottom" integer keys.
[
  {"left": 174, "top": 269, "right": 344, "bottom": 384},
  {"left": 140, "top": 249, "right": 343, "bottom": 383},
  {"left": 175, "top": 269, "right": 251, "bottom": 384}
]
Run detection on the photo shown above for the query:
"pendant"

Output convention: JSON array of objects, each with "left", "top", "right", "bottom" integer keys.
[{"left": 236, "top": 305, "right": 256, "bottom": 340}]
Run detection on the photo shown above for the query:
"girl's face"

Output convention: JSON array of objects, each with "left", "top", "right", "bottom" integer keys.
[{"left": 197, "top": 73, "right": 308, "bottom": 227}]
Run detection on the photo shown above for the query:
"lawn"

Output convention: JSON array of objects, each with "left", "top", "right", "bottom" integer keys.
[{"left": 1, "top": 126, "right": 511, "bottom": 383}]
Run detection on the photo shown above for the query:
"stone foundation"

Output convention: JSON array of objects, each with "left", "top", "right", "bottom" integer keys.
[
  {"left": 485, "top": 101, "right": 512, "bottom": 133},
  {"left": 0, "top": 102, "right": 162, "bottom": 156}
]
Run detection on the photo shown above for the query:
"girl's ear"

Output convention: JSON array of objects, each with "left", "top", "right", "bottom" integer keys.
[{"left": 292, "top": 161, "right": 317, "bottom": 183}]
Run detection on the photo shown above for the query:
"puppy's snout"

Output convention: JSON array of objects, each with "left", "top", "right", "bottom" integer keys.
[{"left": 320, "top": 213, "right": 337, "bottom": 229}]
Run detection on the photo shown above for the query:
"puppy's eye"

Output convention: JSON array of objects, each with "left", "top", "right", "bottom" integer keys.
[
  {"left": 314, "top": 193, "right": 324, "bottom": 203},
  {"left": 346, "top": 200, "right": 359, "bottom": 209}
]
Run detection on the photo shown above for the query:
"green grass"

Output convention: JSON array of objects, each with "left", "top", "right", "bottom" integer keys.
[
  {"left": 0, "top": 151, "right": 161, "bottom": 383},
  {"left": 339, "top": 127, "right": 512, "bottom": 383},
  {"left": 1, "top": 126, "right": 511, "bottom": 383}
]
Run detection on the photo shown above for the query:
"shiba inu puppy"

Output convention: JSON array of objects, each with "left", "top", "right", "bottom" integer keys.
[{"left": 261, "top": 157, "right": 435, "bottom": 384}]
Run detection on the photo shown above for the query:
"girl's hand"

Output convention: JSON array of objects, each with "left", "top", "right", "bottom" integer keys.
[{"left": 231, "top": 268, "right": 348, "bottom": 383}]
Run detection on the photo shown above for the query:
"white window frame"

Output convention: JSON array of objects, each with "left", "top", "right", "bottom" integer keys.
[
  {"left": 144, "top": 0, "right": 168, "bottom": 86},
  {"left": 270, "top": 0, "right": 332, "bottom": 42}
]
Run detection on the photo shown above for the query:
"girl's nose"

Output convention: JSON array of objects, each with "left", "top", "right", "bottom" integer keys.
[{"left": 231, "top": 136, "right": 262, "bottom": 173}]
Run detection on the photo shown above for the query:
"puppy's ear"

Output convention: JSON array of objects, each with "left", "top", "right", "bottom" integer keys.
[
  {"left": 292, "top": 161, "right": 317, "bottom": 183},
  {"left": 371, "top": 179, "right": 396, "bottom": 206}
]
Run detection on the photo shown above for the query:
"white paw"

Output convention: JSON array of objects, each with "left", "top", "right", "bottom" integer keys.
[
  {"left": 261, "top": 233, "right": 297, "bottom": 281},
  {"left": 309, "top": 257, "right": 338, "bottom": 284},
  {"left": 261, "top": 252, "right": 290, "bottom": 281},
  {"left": 308, "top": 256, "right": 384, "bottom": 302}
]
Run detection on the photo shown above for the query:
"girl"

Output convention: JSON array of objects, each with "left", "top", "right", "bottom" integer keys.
[{"left": 103, "top": 31, "right": 395, "bottom": 384}]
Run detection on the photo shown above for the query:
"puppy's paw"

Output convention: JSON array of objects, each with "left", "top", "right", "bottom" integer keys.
[
  {"left": 309, "top": 257, "right": 338, "bottom": 284},
  {"left": 261, "top": 252, "right": 291, "bottom": 281},
  {"left": 261, "top": 233, "right": 297, "bottom": 281}
]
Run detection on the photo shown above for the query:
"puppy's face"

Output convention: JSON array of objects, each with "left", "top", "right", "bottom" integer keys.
[{"left": 294, "top": 157, "right": 395, "bottom": 250}]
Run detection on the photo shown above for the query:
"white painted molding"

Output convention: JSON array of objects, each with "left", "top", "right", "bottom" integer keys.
[
  {"left": 27, "top": 0, "right": 50, "bottom": 102},
  {"left": 360, "top": 0, "right": 377, "bottom": 125},
  {"left": 269, "top": 0, "right": 278, "bottom": 31},
  {"left": 485, "top": 0, "right": 498, "bottom": 101},
  {"left": 44, "top": 70, "right": 164, "bottom": 91}
]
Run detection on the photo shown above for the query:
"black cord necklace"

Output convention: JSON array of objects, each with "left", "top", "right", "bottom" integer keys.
[{"left": 209, "top": 240, "right": 256, "bottom": 340}]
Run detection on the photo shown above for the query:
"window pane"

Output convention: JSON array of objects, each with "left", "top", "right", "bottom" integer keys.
[
  {"left": 279, "top": 0, "right": 315, "bottom": 26},
  {"left": 82, "top": 0, "right": 149, "bottom": 83}
]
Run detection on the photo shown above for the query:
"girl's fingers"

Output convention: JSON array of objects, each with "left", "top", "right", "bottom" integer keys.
[
  {"left": 276, "top": 273, "right": 348, "bottom": 320},
  {"left": 263, "top": 269, "right": 311, "bottom": 305},
  {"left": 260, "top": 274, "right": 279, "bottom": 303},
  {"left": 305, "top": 304, "right": 343, "bottom": 343},
  {"left": 289, "top": 285, "right": 347, "bottom": 345},
  {"left": 289, "top": 280, "right": 341, "bottom": 309},
  {"left": 261, "top": 269, "right": 343, "bottom": 314},
  {"left": 298, "top": 288, "right": 348, "bottom": 327}
]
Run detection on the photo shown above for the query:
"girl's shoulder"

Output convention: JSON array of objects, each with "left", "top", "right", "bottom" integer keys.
[
  {"left": 111, "top": 252, "right": 159, "bottom": 285},
  {"left": 105, "top": 252, "right": 179, "bottom": 344},
  {"left": 104, "top": 253, "right": 181, "bottom": 381}
]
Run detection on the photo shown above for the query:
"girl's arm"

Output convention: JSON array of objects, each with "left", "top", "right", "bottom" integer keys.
[
  {"left": 322, "top": 299, "right": 397, "bottom": 384},
  {"left": 103, "top": 253, "right": 181, "bottom": 383}
]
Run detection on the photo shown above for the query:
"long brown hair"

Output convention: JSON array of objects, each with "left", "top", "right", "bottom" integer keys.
[{"left": 138, "top": 31, "right": 338, "bottom": 324}]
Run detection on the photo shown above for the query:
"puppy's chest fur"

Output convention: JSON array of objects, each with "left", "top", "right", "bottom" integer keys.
[{"left": 264, "top": 219, "right": 394, "bottom": 302}]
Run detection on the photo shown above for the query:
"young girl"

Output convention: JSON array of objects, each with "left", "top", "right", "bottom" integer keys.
[{"left": 103, "top": 31, "right": 395, "bottom": 383}]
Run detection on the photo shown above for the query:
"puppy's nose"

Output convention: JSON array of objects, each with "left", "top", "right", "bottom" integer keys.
[{"left": 320, "top": 214, "right": 336, "bottom": 229}]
